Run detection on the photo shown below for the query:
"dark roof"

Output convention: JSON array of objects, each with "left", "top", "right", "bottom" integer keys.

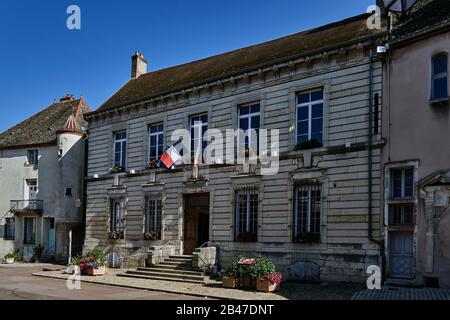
[
  {"left": 392, "top": 0, "right": 450, "bottom": 42},
  {"left": 96, "top": 13, "right": 381, "bottom": 113},
  {"left": 0, "top": 98, "right": 92, "bottom": 150}
]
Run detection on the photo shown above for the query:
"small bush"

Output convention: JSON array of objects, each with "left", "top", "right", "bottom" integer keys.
[{"left": 249, "top": 257, "right": 275, "bottom": 279}]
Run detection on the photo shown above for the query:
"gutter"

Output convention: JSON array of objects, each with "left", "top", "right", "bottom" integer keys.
[{"left": 367, "top": 37, "right": 385, "bottom": 281}]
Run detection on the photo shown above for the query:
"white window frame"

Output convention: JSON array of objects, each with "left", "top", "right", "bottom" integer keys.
[
  {"left": 113, "top": 131, "right": 127, "bottom": 168},
  {"left": 190, "top": 114, "right": 208, "bottom": 160},
  {"left": 148, "top": 123, "right": 164, "bottom": 162},
  {"left": 390, "top": 168, "right": 414, "bottom": 200},
  {"left": 238, "top": 103, "right": 260, "bottom": 154},
  {"left": 234, "top": 188, "right": 258, "bottom": 242},
  {"left": 23, "top": 217, "right": 36, "bottom": 245},
  {"left": 26, "top": 149, "right": 38, "bottom": 165},
  {"left": 295, "top": 90, "right": 324, "bottom": 145}
]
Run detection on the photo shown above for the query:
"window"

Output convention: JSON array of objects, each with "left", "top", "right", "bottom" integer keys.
[
  {"left": 432, "top": 53, "right": 448, "bottom": 100},
  {"left": 238, "top": 103, "right": 260, "bottom": 155},
  {"left": 293, "top": 184, "right": 321, "bottom": 243},
  {"left": 144, "top": 197, "right": 162, "bottom": 239},
  {"left": 27, "top": 149, "right": 38, "bottom": 165},
  {"left": 148, "top": 123, "right": 164, "bottom": 162},
  {"left": 23, "top": 217, "right": 36, "bottom": 245},
  {"left": 110, "top": 199, "right": 125, "bottom": 238},
  {"left": 65, "top": 188, "right": 72, "bottom": 197},
  {"left": 390, "top": 168, "right": 414, "bottom": 200},
  {"left": 190, "top": 114, "right": 208, "bottom": 162},
  {"left": 296, "top": 90, "right": 324, "bottom": 148},
  {"left": 4, "top": 218, "right": 15, "bottom": 240},
  {"left": 234, "top": 188, "right": 258, "bottom": 242},
  {"left": 113, "top": 131, "right": 127, "bottom": 168},
  {"left": 388, "top": 168, "right": 415, "bottom": 227}
]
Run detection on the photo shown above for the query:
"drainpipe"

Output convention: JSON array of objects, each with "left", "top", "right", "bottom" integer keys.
[{"left": 367, "top": 38, "right": 385, "bottom": 280}]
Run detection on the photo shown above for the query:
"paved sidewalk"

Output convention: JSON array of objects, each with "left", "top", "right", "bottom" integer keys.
[
  {"left": 33, "top": 269, "right": 288, "bottom": 300},
  {"left": 352, "top": 287, "right": 450, "bottom": 300}
]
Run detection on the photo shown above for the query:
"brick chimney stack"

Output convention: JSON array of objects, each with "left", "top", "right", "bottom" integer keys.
[{"left": 131, "top": 51, "right": 148, "bottom": 79}]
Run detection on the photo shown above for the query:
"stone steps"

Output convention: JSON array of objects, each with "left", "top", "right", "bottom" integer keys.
[{"left": 119, "top": 255, "right": 205, "bottom": 284}]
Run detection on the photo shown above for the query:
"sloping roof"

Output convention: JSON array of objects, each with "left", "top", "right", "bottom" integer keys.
[
  {"left": 391, "top": 0, "right": 450, "bottom": 42},
  {"left": 95, "top": 13, "right": 381, "bottom": 113},
  {"left": 0, "top": 98, "right": 92, "bottom": 150},
  {"left": 419, "top": 169, "right": 450, "bottom": 187}
]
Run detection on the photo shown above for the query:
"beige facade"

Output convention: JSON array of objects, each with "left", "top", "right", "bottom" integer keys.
[{"left": 83, "top": 16, "right": 385, "bottom": 282}]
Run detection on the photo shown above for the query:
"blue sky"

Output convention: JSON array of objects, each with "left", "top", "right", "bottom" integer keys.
[{"left": 0, "top": 0, "right": 372, "bottom": 132}]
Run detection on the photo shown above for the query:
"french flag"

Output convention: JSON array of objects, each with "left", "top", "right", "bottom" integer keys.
[{"left": 158, "top": 141, "right": 182, "bottom": 169}]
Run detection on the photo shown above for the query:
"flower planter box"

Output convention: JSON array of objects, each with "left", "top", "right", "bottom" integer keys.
[
  {"left": 83, "top": 266, "right": 106, "bottom": 276},
  {"left": 5, "top": 258, "right": 14, "bottom": 264},
  {"left": 256, "top": 278, "right": 281, "bottom": 293},
  {"left": 222, "top": 276, "right": 238, "bottom": 289},
  {"left": 240, "top": 276, "right": 256, "bottom": 289}
]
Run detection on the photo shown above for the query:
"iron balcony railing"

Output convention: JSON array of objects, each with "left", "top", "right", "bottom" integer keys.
[{"left": 10, "top": 200, "right": 43, "bottom": 213}]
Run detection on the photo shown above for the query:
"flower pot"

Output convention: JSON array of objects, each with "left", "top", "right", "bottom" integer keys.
[
  {"left": 256, "top": 278, "right": 281, "bottom": 292},
  {"left": 83, "top": 266, "right": 106, "bottom": 276},
  {"left": 240, "top": 276, "right": 256, "bottom": 289},
  {"left": 222, "top": 276, "right": 238, "bottom": 288},
  {"left": 5, "top": 257, "right": 14, "bottom": 264}
]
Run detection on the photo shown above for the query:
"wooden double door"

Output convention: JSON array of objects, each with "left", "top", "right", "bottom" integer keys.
[{"left": 184, "top": 193, "right": 210, "bottom": 254}]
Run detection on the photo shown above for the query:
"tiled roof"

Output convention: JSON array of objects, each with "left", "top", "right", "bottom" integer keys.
[
  {"left": 0, "top": 98, "right": 92, "bottom": 149},
  {"left": 94, "top": 13, "right": 382, "bottom": 113},
  {"left": 391, "top": 0, "right": 450, "bottom": 42}
]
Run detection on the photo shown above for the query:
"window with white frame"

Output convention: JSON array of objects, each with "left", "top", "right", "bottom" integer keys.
[
  {"left": 27, "top": 149, "right": 38, "bottom": 165},
  {"left": 148, "top": 123, "right": 164, "bottom": 163},
  {"left": 113, "top": 131, "right": 127, "bottom": 168},
  {"left": 190, "top": 114, "right": 208, "bottom": 162},
  {"left": 23, "top": 217, "right": 36, "bottom": 245},
  {"left": 238, "top": 103, "right": 260, "bottom": 155},
  {"left": 144, "top": 197, "right": 162, "bottom": 240},
  {"left": 293, "top": 184, "right": 321, "bottom": 243},
  {"left": 432, "top": 53, "right": 448, "bottom": 100},
  {"left": 4, "top": 218, "right": 15, "bottom": 240},
  {"left": 234, "top": 188, "right": 258, "bottom": 242},
  {"left": 296, "top": 90, "right": 324, "bottom": 149},
  {"left": 110, "top": 199, "right": 125, "bottom": 238},
  {"left": 388, "top": 168, "right": 415, "bottom": 227}
]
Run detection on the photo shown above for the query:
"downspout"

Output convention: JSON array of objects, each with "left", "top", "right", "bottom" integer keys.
[
  {"left": 81, "top": 133, "right": 89, "bottom": 254},
  {"left": 367, "top": 37, "right": 384, "bottom": 279}
]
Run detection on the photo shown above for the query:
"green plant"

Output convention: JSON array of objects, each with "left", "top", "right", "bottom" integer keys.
[
  {"left": 70, "top": 254, "right": 82, "bottom": 266},
  {"left": 248, "top": 257, "right": 276, "bottom": 279},
  {"left": 5, "top": 250, "right": 19, "bottom": 260},
  {"left": 223, "top": 257, "right": 249, "bottom": 278},
  {"left": 31, "top": 245, "right": 44, "bottom": 262}
]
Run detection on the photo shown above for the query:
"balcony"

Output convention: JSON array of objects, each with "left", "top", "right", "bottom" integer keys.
[{"left": 10, "top": 200, "right": 43, "bottom": 213}]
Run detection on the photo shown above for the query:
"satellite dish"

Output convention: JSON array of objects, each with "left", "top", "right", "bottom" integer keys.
[{"left": 381, "top": 0, "right": 418, "bottom": 13}]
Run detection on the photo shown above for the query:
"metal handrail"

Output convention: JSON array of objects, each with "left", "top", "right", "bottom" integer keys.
[
  {"left": 10, "top": 200, "right": 43, "bottom": 212},
  {"left": 0, "top": 203, "right": 17, "bottom": 221}
]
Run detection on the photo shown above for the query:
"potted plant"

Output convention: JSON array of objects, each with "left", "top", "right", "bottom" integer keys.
[
  {"left": 144, "top": 231, "right": 158, "bottom": 241},
  {"left": 79, "top": 248, "right": 107, "bottom": 276},
  {"left": 31, "top": 245, "right": 44, "bottom": 263},
  {"left": 256, "top": 273, "right": 282, "bottom": 293},
  {"left": 4, "top": 250, "right": 19, "bottom": 264},
  {"left": 222, "top": 257, "right": 241, "bottom": 289},
  {"left": 147, "top": 160, "right": 159, "bottom": 169},
  {"left": 238, "top": 258, "right": 257, "bottom": 289},
  {"left": 108, "top": 230, "right": 123, "bottom": 240},
  {"left": 109, "top": 165, "right": 125, "bottom": 174}
]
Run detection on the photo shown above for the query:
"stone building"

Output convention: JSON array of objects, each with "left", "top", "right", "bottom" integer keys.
[
  {"left": 83, "top": 13, "right": 387, "bottom": 282},
  {"left": 381, "top": 0, "right": 450, "bottom": 287},
  {"left": 0, "top": 96, "right": 91, "bottom": 262}
]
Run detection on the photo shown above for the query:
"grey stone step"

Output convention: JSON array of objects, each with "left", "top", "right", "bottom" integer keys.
[
  {"left": 126, "top": 269, "right": 204, "bottom": 281},
  {"left": 159, "top": 260, "right": 192, "bottom": 266},
  {"left": 137, "top": 267, "right": 201, "bottom": 276},
  {"left": 168, "top": 255, "right": 193, "bottom": 261},
  {"left": 150, "top": 264, "right": 194, "bottom": 271},
  {"left": 119, "top": 272, "right": 204, "bottom": 284}
]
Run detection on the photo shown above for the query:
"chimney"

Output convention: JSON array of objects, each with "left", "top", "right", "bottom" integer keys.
[{"left": 131, "top": 51, "right": 148, "bottom": 79}]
